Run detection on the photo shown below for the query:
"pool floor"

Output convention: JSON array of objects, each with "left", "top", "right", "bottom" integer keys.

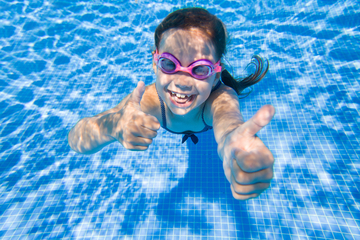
[{"left": 0, "top": 0, "right": 359, "bottom": 239}]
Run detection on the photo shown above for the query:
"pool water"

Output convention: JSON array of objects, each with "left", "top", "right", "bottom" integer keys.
[{"left": 0, "top": 0, "right": 359, "bottom": 239}]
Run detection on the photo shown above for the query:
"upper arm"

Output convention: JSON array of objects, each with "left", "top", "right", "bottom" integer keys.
[
  {"left": 204, "top": 84, "right": 244, "bottom": 144},
  {"left": 204, "top": 84, "right": 242, "bottom": 126}
]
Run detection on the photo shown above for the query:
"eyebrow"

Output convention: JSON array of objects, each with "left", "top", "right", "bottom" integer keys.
[
  {"left": 160, "top": 51, "right": 216, "bottom": 66},
  {"left": 161, "top": 51, "right": 183, "bottom": 65}
]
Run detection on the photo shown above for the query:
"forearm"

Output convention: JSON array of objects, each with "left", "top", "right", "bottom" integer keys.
[
  {"left": 68, "top": 114, "right": 117, "bottom": 154},
  {"left": 213, "top": 109, "right": 244, "bottom": 155}
]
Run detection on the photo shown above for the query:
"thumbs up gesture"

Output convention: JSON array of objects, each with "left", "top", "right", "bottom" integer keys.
[
  {"left": 114, "top": 81, "right": 160, "bottom": 151},
  {"left": 217, "top": 105, "right": 276, "bottom": 200}
]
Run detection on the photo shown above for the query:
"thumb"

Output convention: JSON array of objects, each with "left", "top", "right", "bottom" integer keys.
[
  {"left": 241, "top": 104, "right": 275, "bottom": 138},
  {"left": 130, "top": 81, "right": 145, "bottom": 107}
]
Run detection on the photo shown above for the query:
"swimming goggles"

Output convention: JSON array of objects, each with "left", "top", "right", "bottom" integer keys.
[{"left": 153, "top": 49, "right": 222, "bottom": 80}]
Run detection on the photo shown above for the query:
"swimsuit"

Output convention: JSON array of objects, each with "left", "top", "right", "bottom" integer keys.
[{"left": 156, "top": 80, "right": 222, "bottom": 144}]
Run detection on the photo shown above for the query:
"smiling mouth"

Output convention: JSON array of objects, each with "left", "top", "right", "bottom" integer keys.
[
  {"left": 168, "top": 90, "right": 193, "bottom": 98},
  {"left": 167, "top": 90, "right": 196, "bottom": 105}
]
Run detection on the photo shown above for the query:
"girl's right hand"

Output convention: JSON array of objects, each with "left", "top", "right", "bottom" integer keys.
[{"left": 112, "top": 81, "right": 160, "bottom": 151}]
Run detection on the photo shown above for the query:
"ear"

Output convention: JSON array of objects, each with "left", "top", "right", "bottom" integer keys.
[
  {"left": 152, "top": 60, "right": 157, "bottom": 73},
  {"left": 213, "top": 62, "right": 224, "bottom": 86},
  {"left": 152, "top": 53, "right": 158, "bottom": 74}
]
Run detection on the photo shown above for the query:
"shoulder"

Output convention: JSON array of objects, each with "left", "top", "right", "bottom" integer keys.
[{"left": 204, "top": 83, "right": 239, "bottom": 126}]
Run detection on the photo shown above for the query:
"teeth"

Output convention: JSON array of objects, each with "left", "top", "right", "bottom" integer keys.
[
  {"left": 171, "top": 91, "right": 191, "bottom": 98},
  {"left": 176, "top": 93, "right": 186, "bottom": 98}
]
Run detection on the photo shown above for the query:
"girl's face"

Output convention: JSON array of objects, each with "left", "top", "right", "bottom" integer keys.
[{"left": 153, "top": 28, "right": 222, "bottom": 118}]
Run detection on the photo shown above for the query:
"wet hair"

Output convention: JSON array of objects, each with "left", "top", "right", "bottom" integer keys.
[{"left": 153, "top": 7, "right": 269, "bottom": 99}]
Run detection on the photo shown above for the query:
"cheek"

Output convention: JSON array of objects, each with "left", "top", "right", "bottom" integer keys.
[
  {"left": 155, "top": 71, "right": 168, "bottom": 84},
  {"left": 155, "top": 75, "right": 172, "bottom": 95},
  {"left": 197, "top": 83, "right": 212, "bottom": 99}
]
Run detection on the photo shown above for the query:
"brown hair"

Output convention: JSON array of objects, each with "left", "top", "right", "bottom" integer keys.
[{"left": 153, "top": 7, "right": 269, "bottom": 99}]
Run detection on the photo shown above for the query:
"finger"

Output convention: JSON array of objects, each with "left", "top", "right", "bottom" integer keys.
[
  {"left": 232, "top": 145, "right": 274, "bottom": 173},
  {"left": 230, "top": 154, "right": 273, "bottom": 185},
  {"left": 142, "top": 114, "right": 160, "bottom": 131},
  {"left": 230, "top": 184, "right": 260, "bottom": 201},
  {"left": 140, "top": 114, "right": 161, "bottom": 132},
  {"left": 122, "top": 136, "right": 151, "bottom": 151},
  {"left": 230, "top": 174, "right": 270, "bottom": 195},
  {"left": 126, "top": 130, "right": 154, "bottom": 147},
  {"left": 223, "top": 157, "right": 232, "bottom": 183},
  {"left": 129, "top": 136, "right": 153, "bottom": 147},
  {"left": 240, "top": 104, "right": 275, "bottom": 138},
  {"left": 133, "top": 127, "right": 158, "bottom": 140},
  {"left": 125, "top": 141, "right": 149, "bottom": 151},
  {"left": 125, "top": 113, "right": 159, "bottom": 140},
  {"left": 130, "top": 81, "right": 146, "bottom": 108},
  {"left": 131, "top": 121, "right": 159, "bottom": 139}
]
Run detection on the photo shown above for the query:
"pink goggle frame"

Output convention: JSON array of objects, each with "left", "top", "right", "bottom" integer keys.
[{"left": 153, "top": 49, "right": 222, "bottom": 80}]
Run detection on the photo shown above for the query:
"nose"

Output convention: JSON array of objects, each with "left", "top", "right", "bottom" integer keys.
[{"left": 172, "top": 72, "right": 195, "bottom": 90}]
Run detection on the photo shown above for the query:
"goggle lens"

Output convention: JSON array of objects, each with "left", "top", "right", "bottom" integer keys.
[
  {"left": 159, "top": 57, "right": 211, "bottom": 79},
  {"left": 193, "top": 65, "right": 211, "bottom": 76},
  {"left": 159, "top": 58, "right": 176, "bottom": 72}
]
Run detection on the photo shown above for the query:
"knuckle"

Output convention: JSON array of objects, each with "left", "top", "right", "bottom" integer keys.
[
  {"left": 231, "top": 156, "right": 238, "bottom": 167},
  {"left": 235, "top": 172, "right": 248, "bottom": 184},
  {"left": 242, "top": 155, "right": 257, "bottom": 172},
  {"left": 241, "top": 165, "right": 253, "bottom": 173},
  {"left": 233, "top": 193, "right": 258, "bottom": 201},
  {"left": 269, "top": 156, "right": 275, "bottom": 165},
  {"left": 145, "top": 138, "right": 153, "bottom": 145},
  {"left": 233, "top": 185, "right": 242, "bottom": 194},
  {"left": 230, "top": 183, "right": 260, "bottom": 200},
  {"left": 232, "top": 190, "right": 246, "bottom": 200},
  {"left": 233, "top": 184, "right": 248, "bottom": 195},
  {"left": 266, "top": 151, "right": 275, "bottom": 163},
  {"left": 136, "top": 145, "right": 148, "bottom": 151},
  {"left": 223, "top": 159, "right": 229, "bottom": 172},
  {"left": 268, "top": 169, "right": 274, "bottom": 180}
]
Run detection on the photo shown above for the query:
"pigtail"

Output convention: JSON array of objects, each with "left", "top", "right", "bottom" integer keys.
[{"left": 221, "top": 55, "right": 269, "bottom": 99}]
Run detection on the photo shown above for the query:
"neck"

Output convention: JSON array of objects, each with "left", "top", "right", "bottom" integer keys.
[{"left": 168, "top": 102, "right": 204, "bottom": 123}]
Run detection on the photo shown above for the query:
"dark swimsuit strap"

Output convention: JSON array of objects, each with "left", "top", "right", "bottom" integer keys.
[
  {"left": 159, "top": 95, "right": 209, "bottom": 131},
  {"left": 156, "top": 80, "right": 222, "bottom": 144}
]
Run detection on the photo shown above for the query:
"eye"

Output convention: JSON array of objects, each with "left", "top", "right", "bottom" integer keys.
[
  {"left": 193, "top": 65, "right": 210, "bottom": 76},
  {"left": 160, "top": 58, "right": 176, "bottom": 71}
]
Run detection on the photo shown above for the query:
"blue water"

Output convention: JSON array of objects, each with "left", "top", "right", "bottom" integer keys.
[{"left": 0, "top": 0, "right": 359, "bottom": 239}]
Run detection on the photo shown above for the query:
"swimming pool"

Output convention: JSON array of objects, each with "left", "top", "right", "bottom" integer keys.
[{"left": 1, "top": 0, "right": 359, "bottom": 239}]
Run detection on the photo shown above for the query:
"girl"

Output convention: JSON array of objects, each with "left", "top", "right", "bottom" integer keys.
[{"left": 68, "top": 7, "right": 275, "bottom": 200}]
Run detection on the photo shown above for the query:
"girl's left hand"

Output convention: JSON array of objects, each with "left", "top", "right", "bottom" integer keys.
[{"left": 217, "top": 105, "right": 276, "bottom": 200}]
